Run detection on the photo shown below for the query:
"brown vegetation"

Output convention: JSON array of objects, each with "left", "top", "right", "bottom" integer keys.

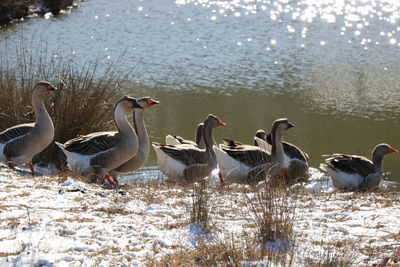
[
  {"left": 246, "top": 181, "right": 297, "bottom": 251},
  {"left": 190, "top": 180, "right": 211, "bottom": 230},
  {"left": 0, "top": 0, "right": 75, "bottom": 26}
]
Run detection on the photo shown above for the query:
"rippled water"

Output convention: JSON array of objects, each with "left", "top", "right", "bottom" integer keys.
[{"left": 0, "top": 0, "right": 399, "bottom": 182}]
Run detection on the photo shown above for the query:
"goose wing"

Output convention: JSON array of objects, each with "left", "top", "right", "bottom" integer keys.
[
  {"left": 220, "top": 141, "right": 271, "bottom": 168},
  {"left": 324, "top": 154, "right": 374, "bottom": 177},
  {"left": 0, "top": 123, "right": 34, "bottom": 143},
  {"left": 3, "top": 133, "right": 31, "bottom": 158},
  {"left": 157, "top": 144, "right": 208, "bottom": 165},
  {"left": 64, "top": 131, "right": 119, "bottom": 155},
  {"left": 89, "top": 148, "right": 115, "bottom": 170},
  {"left": 283, "top": 142, "right": 309, "bottom": 163},
  {"left": 262, "top": 133, "right": 308, "bottom": 163}
]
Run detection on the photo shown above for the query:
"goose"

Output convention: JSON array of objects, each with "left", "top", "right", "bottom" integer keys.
[
  {"left": 113, "top": 97, "right": 159, "bottom": 174},
  {"left": 56, "top": 96, "right": 143, "bottom": 184},
  {"left": 0, "top": 81, "right": 57, "bottom": 174},
  {"left": 55, "top": 97, "right": 159, "bottom": 181},
  {"left": 213, "top": 118, "right": 294, "bottom": 184},
  {"left": 320, "top": 144, "right": 398, "bottom": 191},
  {"left": 153, "top": 114, "right": 225, "bottom": 183},
  {"left": 165, "top": 123, "right": 205, "bottom": 148},
  {"left": 253, "top": 129, "right": 309, "bottom": 180}
]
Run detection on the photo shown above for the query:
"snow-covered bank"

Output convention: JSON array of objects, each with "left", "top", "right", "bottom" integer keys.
[{"left": 0, "top": 167, "right": 399, "bottom": 266}]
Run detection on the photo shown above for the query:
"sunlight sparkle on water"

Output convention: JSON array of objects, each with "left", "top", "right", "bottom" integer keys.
[{"left": 174, "top": 0, "right": 400, "bottom": 49}]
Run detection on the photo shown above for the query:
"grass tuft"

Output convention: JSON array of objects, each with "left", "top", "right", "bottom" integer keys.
[
  {"left": 245, "top": 179, "right": 298, "bottom": 265},
  {"left": 190, "top": 179, "right": 211, "bottom": 232}
]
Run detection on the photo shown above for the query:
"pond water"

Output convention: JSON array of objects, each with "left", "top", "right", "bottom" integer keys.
[{"left": 0, "top": 0, "right": 399, "bottom": 183}]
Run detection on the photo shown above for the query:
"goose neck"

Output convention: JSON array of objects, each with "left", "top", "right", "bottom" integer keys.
[
  {"left": 114, "top": 104, "right": 135, "bottom": 138},
  {"left": 203, "top": 122, "right": 213, "bottom": 151},
  {"left": 195, "top": 125, "right": 205, "bottom": 149},
  {"left": 372, "top": 152, "right": 384, "bottom": 173},
  {"left": 271, "top": 125, "right": 284, "bottom": 161},
  {"left": 32, "top": 91, "right": 49, "bottom": 119},
  {"left": 31, "top": 90, "right": 53, "bottom": 134},
  {"left": 134, "top": 109, "right": 150, "bottom": 156}
]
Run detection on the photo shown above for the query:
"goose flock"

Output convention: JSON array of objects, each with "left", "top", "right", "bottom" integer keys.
[{"left": 0, "top": 81, "right": 398, "bottom": 191}]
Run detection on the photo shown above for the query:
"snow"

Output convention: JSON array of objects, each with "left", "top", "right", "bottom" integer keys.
[{"left": 0, "top": 165, "right": 399, "bottom": 266}]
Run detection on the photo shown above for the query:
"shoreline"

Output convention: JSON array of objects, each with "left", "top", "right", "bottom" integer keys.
[{"left": 0, "top": 168, "right": 399, "bottom": 266}]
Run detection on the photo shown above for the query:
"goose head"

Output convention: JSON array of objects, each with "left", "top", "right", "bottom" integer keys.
[
  {"left": 205, "top": 114, "right": 226, "bottom": 128},
  {"left": 255, "top": 129, "right": 267, "bottom": 141},
  {"left": 33, "top": 81, "right": 58, "bottom": 96},
  {"left": 271, "top": 118, "right": 294, "bottom": 134},
  {"left": 137, "top": 96, "right": 159, "bottom": 110},
  {"left": 117, "top": 96, "right": 143, "bottom": 112},
  {"left": 372, "top": 143, "right": 398, "bottom": 158}
]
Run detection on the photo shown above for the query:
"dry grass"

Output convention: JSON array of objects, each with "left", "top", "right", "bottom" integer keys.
[
  {"left": 304, "top": 245, "right": 357, "bottom": 267},
  {"left": 95, "top": 206, "right": 130, "bottom": 216},
  {"left": 0, "top": 41, "right": 133, "bottom": 169},
  {"left": 13, "top": 192, "right": 30, "bottom": 197},
  {"left": 53, "top": 217, "right": 94, "bottom": 223},
  {"left": 246, "top": 181, "right": 297, "bottom": 254},
  {"left": 149, "top": 180, "right": 299, "bottom": 266},
  {"left": 148, "top": 236, "right": 262, "bottom": 267},
  {"left": 190, "top": 180, "right": 211, "bottom": 231}
]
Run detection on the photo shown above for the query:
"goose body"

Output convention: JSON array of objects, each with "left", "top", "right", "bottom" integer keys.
[
  {"left": 215, "top": 119, "right": 294, "bottom": 184},
  {"left": 213, "top": 143, "right": 274, "bottom": 184},
  {"left": 153, "top": 114, "right": 225, "bottom": 183},
  {"left": 0, "top": 82, "right": 57, "bottom": 173},
  {"left": 254, "top": 130, "right": 309, "bottom": 180},
  {"left": 56, "top": 96, "right": 143, "bottom": 183},
  {"left": 320, "top": 144, "right": 398, "bottom": 191}
]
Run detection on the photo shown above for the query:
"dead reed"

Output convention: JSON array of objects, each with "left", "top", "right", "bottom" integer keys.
[
  {"left": 0, "top": 41, "right": 133, "bottom": 169},
  {"left": 148, "top": 235, "right": 262, "bottom": 267},
  {"left": 190, "top": 179, "right": 211, "bottom": 232},
  {"left": 303, "top": 244, "right": 358, "bottom": 267},
  {"left": 245, "top": 179, "right": 298, "bottom": 265}
]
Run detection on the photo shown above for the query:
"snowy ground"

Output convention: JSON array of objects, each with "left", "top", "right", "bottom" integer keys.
[{"left": 0, "top": 166, "right": 399, "bottom": 266}]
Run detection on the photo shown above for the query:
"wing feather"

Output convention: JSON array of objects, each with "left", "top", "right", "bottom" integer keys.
[
  {"left": 324, "top": 154, "right": 374, "bottom": 177},
  {"left": 0, "top": 123, "right": 34, "bottom": 143},
  {"left": 3, "top": 133, "right": 30, "bottom": 158},
  {"left": 220, "top": 140, "right": 271, "bottom": 167},
  {"left": 64, "top": 131, "right": 118, "bottom": 155},
  {"left": 158, "top": 144, "right": 207, "bottom": 165}
]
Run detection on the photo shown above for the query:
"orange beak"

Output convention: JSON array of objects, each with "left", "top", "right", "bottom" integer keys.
[
  {"left": 389, "top": 147, "right": 399, "bottom": 153},
  {"left": 148, "top": 98, "right": 159, "bottom": 105},
  {"left": 219, "top": 121, "right": 226, "bottom": 126}
]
